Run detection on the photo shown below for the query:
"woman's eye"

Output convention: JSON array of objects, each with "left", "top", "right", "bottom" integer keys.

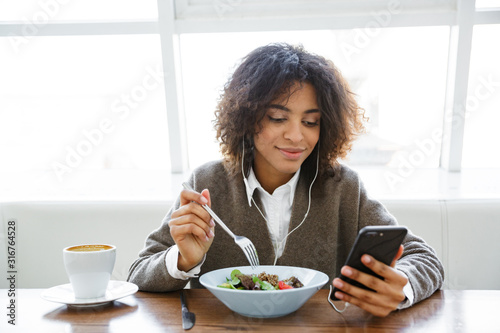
[
  {"left": 303, "top": 120, "right": 320, "bottom": 127},
  {"left": 268, "top": 116, "right": 286, "bottom": 123}
]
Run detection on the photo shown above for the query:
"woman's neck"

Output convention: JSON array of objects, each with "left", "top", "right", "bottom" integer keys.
[{"left": 253, "top": 166, "right": 294, "bottom": 195}]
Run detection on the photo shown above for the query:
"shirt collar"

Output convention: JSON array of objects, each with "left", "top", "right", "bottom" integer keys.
[{"left": 244, "top": 167, "right": 301, "bottom": 207}]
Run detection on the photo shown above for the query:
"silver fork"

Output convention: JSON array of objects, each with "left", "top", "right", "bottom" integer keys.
[{"left": 182, "top": 182, "right": 260, "bottom": 269}]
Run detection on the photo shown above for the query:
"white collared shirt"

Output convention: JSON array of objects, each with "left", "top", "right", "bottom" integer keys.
[{"left": 244, "top": 167, "right": 301, "bottom": 259}]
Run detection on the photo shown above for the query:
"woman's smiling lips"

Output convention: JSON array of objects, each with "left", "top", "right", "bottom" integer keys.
[{"left": 278, "top": 147, "right": 305, "bottom": 160}]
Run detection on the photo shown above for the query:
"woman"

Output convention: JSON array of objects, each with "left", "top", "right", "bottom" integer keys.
[{"left": 128, "top": 43, "right": 444, "bottom": 317}]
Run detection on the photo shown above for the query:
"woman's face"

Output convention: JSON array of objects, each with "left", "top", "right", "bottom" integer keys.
[{"left": 253, "top": 82, "right": 321, "bottom": 192}]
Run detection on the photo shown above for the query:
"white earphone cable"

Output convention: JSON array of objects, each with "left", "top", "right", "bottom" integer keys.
[{"left": 242, "top": 139, "right": 320, "bottom": 265}]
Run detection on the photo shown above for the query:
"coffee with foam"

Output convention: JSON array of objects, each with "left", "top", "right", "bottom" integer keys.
[
  {"left": 67, "top": 245, "right": 113, "bottom": 252},
  {"left": 63, "top": 244, "right": 116, "bottom": 299}
]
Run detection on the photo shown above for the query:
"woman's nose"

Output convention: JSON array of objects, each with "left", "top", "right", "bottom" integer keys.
[{"left": 283, "top": 121, "right": 303, "bottom": 142}]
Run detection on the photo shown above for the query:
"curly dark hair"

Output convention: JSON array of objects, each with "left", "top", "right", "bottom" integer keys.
[{"left": 214, "top": 43, "right": 366, "bottom": 177}]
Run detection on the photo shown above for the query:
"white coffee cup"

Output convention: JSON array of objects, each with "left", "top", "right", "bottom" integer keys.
[{"left": 63, "top": 244, "right": 116, "bottom": 299}]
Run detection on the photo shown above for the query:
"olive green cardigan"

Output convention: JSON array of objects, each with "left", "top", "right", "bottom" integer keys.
[{"left": 128, "top": 161, "right": 444, "bottom": 305}]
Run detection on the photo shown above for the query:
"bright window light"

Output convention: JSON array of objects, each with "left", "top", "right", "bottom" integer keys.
[
  {"left": 462, "top": 24, "right": 500, "bottom": 168},
  {"left": 0, "top": 35, "right": 169, "bottom": 188},
  {"left": 476, "top": 0, "right": 500, "bottom": 8}
]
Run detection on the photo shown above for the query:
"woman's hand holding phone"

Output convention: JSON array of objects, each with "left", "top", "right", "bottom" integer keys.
[
  {"left": 330, "top": 226, "right": 409, "bottom": 317},
  {"left": 332, "top": 244, "right": 408, "bottom": 317}
]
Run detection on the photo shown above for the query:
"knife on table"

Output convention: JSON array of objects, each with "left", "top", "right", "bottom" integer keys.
[{"left": 180, "top": 290, "right": 195, "bottom": 330}]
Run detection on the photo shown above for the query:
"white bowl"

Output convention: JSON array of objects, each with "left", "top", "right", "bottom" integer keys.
[{"left": 199, "top": 265, "right": 329, "bottom": 318}]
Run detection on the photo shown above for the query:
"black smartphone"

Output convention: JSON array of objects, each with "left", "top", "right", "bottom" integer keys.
[{"left": 330, "top": 225, "right": 408, "bottom": 301}]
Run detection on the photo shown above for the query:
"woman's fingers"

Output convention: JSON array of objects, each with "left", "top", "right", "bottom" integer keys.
[
  {"left": 170, "top": 208, "right": 214, "bottom": 240},
  {"left": 360, "top": 254, "right": 408, "bottom": 287},
  {"left": 180, "top": 188, "right": 209, "bottom": 206},
  {"left": 200, "top": 188, "right": 211, "bottom": 207},
  {"left": 331, "top": 283, "right": 395, "bottom": 317},
  {"left": 172, "top": 187, "right": 214, "bottom": 234},
  {"left": 170, "top": 216, "right": 214, "bottom": 243},
  {"left": 332, "top": 254, "right": 408, "bottom": 317}
]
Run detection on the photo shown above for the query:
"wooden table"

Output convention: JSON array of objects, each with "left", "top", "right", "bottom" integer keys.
[{"left": 2, "top": 289, "right": 500, "bottom": 332}]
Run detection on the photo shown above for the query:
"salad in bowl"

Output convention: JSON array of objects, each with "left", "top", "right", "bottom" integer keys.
[{"left": 199, "top": 265, "right": 329, "bottom": 318}]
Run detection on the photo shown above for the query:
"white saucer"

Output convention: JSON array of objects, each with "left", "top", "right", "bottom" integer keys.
[{"left": 41, "top": 280, "right": 138, "bottom": 307}]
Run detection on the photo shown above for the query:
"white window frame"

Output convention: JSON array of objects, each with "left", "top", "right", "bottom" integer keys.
[{"left": 1, "top": 0, "right": 499, "bottom": 173}]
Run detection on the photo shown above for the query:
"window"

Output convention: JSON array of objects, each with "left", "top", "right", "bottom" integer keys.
[
  {"left": 1, "top": 0, "right": 499, "bottom": 199},
  {"left": 462, "top": 24, "right": 500, "bottom": 168},
  {"left": 0, "top": 34, "right": 169, "bottom": 196}
]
